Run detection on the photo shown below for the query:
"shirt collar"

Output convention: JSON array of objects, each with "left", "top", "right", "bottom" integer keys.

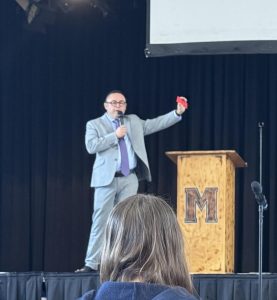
[{"left": 105, "top": 113, "right": 117, "bottom": 122}]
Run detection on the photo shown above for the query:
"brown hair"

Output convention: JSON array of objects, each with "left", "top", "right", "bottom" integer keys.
[
  {"left": 100, "top": 194, "right": 193, "bottom": 292},
  {"left": 104, "top": 90, "right": 126, "bottom": 101}
]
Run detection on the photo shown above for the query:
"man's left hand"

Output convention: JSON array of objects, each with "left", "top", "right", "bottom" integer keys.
[{"left": 176, "top": 96, "right": 188, "bottom": 115}]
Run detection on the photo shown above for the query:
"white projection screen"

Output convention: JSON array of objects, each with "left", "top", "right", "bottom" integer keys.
[{"left": 145, "top": 0, "right": 277, "bottom": 57}]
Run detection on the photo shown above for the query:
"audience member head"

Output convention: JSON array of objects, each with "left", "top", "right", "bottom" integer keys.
[{"left": 100, "top": 194, "right": 193, "bottom": 293}]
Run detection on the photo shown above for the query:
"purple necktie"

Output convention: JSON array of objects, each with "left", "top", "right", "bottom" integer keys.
[{"left": 114, "top": 119, "right": 130, "bottom": 176}]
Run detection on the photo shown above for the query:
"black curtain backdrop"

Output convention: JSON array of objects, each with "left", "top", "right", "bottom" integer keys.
[{"left": 0, "top": 1, "right": 277, "bottom": 273}]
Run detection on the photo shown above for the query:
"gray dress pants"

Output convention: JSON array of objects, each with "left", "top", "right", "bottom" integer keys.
[{"left": 85, "top": 172, "right": 138, "bottom": 270}]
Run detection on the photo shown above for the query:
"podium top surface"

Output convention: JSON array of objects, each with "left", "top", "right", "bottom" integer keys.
[{"left": 166, "top": 150, "right": 247, "bottom": 168}]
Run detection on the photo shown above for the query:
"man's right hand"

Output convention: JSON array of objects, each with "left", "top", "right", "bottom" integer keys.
[{"left": 115, "top": 125, "right": 127, "bottom": 139}]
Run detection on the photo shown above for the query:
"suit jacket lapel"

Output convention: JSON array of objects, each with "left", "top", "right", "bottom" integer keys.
[
  {"left": 100, "top": 114, "right": 114, "bottom": 133},
  {"left": 125, "top": 115, "right": 133, "bottom": 142}
]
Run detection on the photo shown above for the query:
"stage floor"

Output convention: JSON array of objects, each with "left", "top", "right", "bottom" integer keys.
[{"left": 0, "top": 272, "right": 276, "bottom": 300}]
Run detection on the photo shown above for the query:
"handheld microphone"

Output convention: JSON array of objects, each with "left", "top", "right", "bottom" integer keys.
[
  {"left": 251, "top": 181, "right": 268, "bottom": 209},
  {"left": 117, "top": 111, "right": 124, "bottom": 125}
]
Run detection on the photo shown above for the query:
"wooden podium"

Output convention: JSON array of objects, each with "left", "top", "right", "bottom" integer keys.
[{"left": 166, "top": 150, "right": 246, "bottom": 274}]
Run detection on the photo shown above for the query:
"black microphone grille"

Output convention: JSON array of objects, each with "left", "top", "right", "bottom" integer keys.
[{"left": 251, "top": 181, "right": 262, "bottom": 194}]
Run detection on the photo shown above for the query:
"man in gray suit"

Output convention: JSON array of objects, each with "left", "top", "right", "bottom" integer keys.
[{"left": 76, "top": 90, "right": 188, "bottom": 272}]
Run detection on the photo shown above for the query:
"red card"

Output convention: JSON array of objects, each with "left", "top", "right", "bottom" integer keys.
[{"left": 176, "top": 96, "right": 188, "bottom": 109}]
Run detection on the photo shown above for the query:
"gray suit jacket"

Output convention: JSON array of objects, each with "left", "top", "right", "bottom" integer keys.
[{"left": 85, "top": 110, "right": 181, "bottom": 187}]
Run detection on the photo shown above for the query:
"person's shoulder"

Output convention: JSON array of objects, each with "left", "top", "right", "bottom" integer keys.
[
  {"left": 153, "top": 286, "right": 198, "bottom": 300},
  {"left": 77, "top": 289, "right": 96, "bottom": 300},
  {"left": 86, "top": 115, "right": 105, "bottom": 125},
  {"left": 126, "top": 114, "right": 139, "bottom": 119},
  {"left": 126, "top": 114, "right": 143, "bottom": 124},
  {"left": 170, "top": 287, "right": 198, "bottom": 299}
]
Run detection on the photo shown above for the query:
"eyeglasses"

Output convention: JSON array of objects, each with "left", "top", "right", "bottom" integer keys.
[{"left": 105, "top": 100, "right": 127, "bottom": 106}]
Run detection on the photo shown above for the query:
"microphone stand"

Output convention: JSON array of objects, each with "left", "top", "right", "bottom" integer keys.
[
  {"left": 258, "top": 122, "right": 264, "bottom": 300},
  {"left": 258, "top": 122, "right": 264, "bottom": 186}
]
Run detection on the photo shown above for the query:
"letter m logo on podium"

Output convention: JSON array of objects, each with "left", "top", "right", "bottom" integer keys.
[
  {"left": 185, "top": 187, "right": 218, "bottom": 223},
  {"left": 166, "top": 150, "right": 246, "bottom": 273}
]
